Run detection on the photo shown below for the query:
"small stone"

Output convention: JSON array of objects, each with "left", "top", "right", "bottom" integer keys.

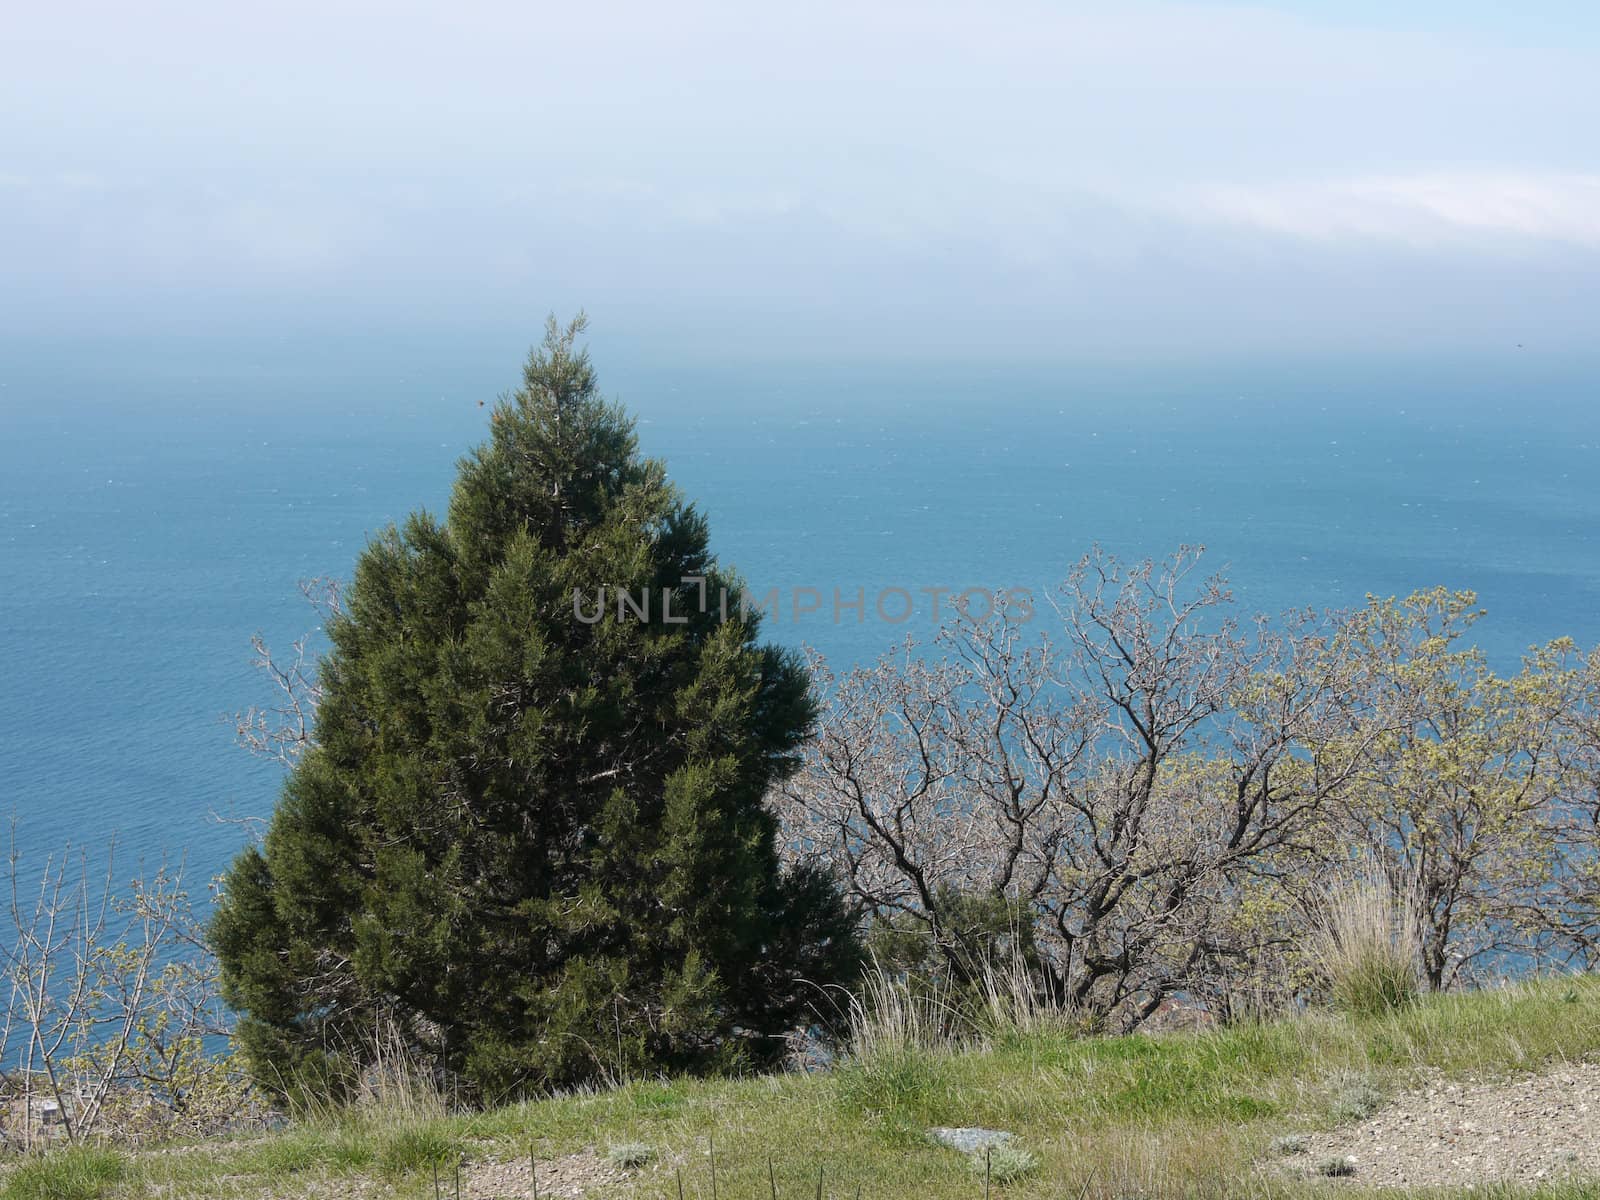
[{"left": 929, "top": 1127, "right": 1014, "bottom": 1154}]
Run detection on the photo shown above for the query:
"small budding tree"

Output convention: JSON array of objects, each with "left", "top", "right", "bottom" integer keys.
[
  {"left": 213, "top": 316, "right": 859, "bottom": 1100},
  {"left": 1507, "top": 642, "right": 1600, "bottom": 969},
  {"left": 1333, "top": 590, "right": 1572, "bottom": 988},
  {"left": 0, "top": 834, "right": 248, "bottom": 1146}
]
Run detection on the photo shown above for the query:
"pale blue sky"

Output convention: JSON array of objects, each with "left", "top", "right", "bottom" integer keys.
[
  {"left": 1204, "top": 1, "right": 1600, "bottom": 44},
  {"left": 4, "top": 0, "right": 1598, "bottom": 360}
]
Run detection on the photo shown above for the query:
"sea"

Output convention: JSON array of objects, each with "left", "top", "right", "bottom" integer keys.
[{"left": 3, "top": 337, "right": 1599, "bottom": 892}]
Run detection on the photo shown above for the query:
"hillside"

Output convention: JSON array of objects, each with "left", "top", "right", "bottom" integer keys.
[{"left": 9, "top": 976, "right": 1600, "bottom": 1200}]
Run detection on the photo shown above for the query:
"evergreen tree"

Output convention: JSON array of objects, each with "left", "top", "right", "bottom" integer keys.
[{"left": 213, "top": 316, "right": 859, "bottom": 1099}]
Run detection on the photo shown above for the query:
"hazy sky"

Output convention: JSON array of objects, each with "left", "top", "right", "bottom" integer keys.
[{"left": 5, "top": 0, "right": 1599, "bottom": 360}]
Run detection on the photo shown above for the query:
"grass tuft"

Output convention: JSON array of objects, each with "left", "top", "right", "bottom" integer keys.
[
  {"left": 1326, "top": 1072, "right": 1385, "bottom": 1123},
  {"left": 375, "top": 1122, "right": 459, "bottom": 1177},
  {"left": 834, "top": 1045, "right": 949, "bottom": 1125},
  {"left": 976, "top": 952, "right": 1082, "bottom": 1043},
  {"left": 1309, "top": 872, "right": 1421, "bottom": 1016},
  {"left": 606, "top": 1141, "right": 656, "bottom": 1169},
  {"left": 969, "top": 1143, "right": 1037, "bottom": 1184},
  {"left": 1, "top": 1146, "right": 128, "bottom": 1200},
  {"left": 1314, "top": 1155, "right": 1356, "bottom": 1178},
  {"left": 846, "top": 964, "right": 964, "bottom": 1057}
]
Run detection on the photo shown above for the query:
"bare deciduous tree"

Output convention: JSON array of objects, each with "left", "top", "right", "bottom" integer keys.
[
  {"left": 778, "top": 548, "right": 1383, "bottom": 1028},
  {"left": 230, "top": 576, "right": 340, "bottom": 768}
]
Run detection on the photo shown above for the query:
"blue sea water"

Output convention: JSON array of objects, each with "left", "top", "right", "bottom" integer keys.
[{"left": 2, "top": 339, "right": 1599, "bottom": 890}]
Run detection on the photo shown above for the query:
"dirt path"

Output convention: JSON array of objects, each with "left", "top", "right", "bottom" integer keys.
[{"left": 1286, "top": 1062, "right": 1600, "bottom": 1188}]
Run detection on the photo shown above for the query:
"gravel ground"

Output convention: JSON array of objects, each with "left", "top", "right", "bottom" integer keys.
[
  {"left": 463, "top": 1150, "right": 629, "bottom": 1200},
  {"left": 1284, "top": 1063, "right": 1600, "bottom": 1188}
]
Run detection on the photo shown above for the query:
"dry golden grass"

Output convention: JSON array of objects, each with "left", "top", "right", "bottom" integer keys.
[{"left": 1307, "top": 871, "right": 1424, "bottom": 1016}]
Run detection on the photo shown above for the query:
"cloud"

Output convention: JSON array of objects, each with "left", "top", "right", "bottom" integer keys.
[
  {"left": 1186, "top": 172, "right": 1600, "bottom": 248},
  {"left": 4, "top": 1, "right": 1598, "bottom": 347}
]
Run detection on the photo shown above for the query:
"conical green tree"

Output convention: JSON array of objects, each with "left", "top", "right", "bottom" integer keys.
[{"left": 213, "top": 316, "right": 859, "bottom": 1099}]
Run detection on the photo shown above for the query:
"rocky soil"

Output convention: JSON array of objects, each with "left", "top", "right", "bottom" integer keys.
[
  {"left": 463, "top": 1150, "right": 628, "bottom": 1200},
  {"left": 1282, "top": 1062, "right": 1600, "bottom": 1188}
]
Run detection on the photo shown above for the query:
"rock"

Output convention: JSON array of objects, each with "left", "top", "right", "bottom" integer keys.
[
  {"left": 1140, "top": 998, "right": 1217, "bottom": 1033},
  {"left": 930, "top": 1127, "right": 1013, "bottom": 1154}
]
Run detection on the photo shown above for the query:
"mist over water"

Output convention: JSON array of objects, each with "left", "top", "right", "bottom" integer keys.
[{"left": 3, "top": 339, "right": 1598, "bottom": 887}]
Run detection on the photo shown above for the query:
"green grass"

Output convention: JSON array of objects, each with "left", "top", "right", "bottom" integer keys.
[
  {"left": 375, "top": 1122, "right": 460, "bottom": 1178},
  {"left": 7, "top": 976, "right": 1600, "bottom": 1200},
  {"left": 2, "top": 1147, "right": 127, "bottom": 1200}
]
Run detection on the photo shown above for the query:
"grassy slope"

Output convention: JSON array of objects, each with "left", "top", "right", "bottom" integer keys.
[{"left": 11, "top": 976, "right": 1600, "bottom": 1200}]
